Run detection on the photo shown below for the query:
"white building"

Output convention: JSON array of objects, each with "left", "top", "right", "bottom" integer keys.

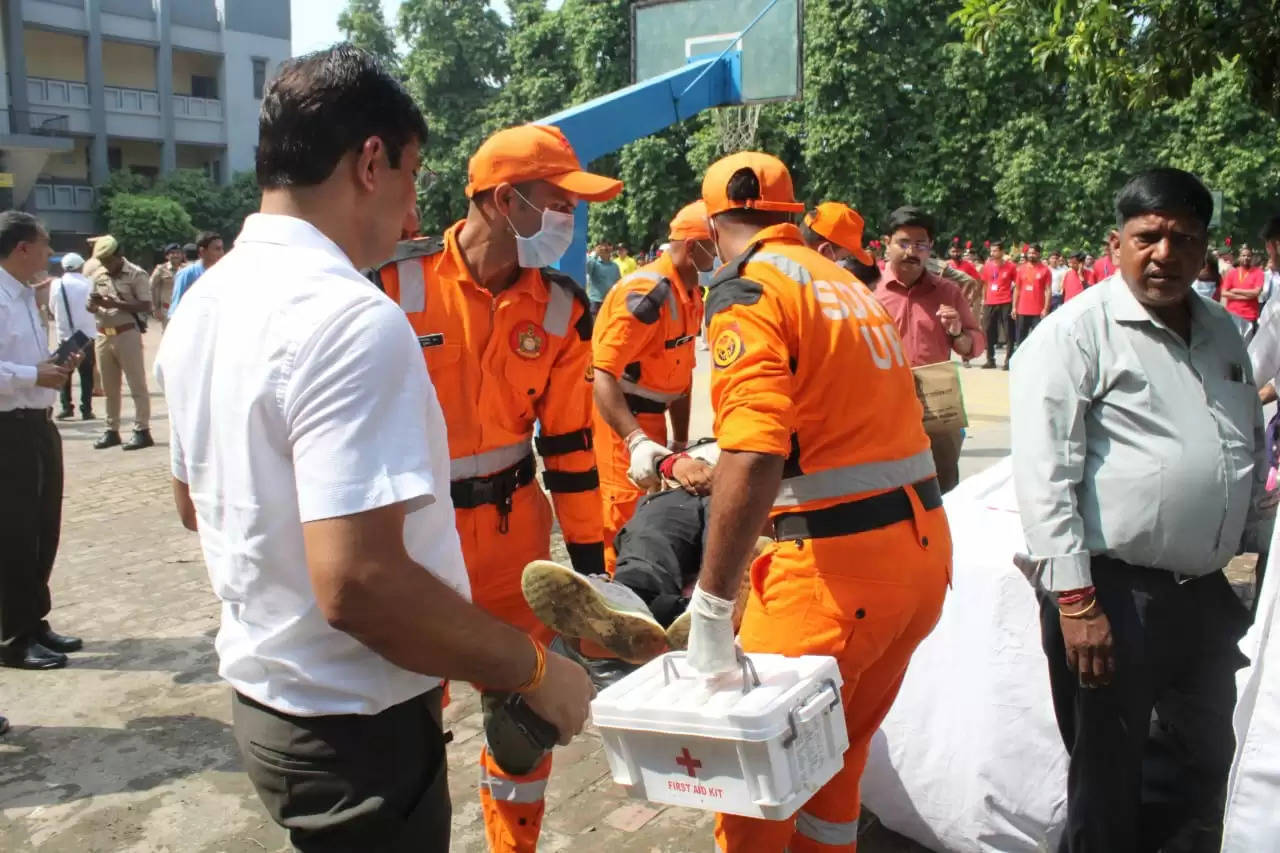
[{"left": 0, "top": 0, "right": 290, "bottom": 246}]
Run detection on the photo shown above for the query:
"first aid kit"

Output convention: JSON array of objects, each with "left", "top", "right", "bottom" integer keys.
[{"left": 591, "top": 652, "right": 848, "bottom": 820}]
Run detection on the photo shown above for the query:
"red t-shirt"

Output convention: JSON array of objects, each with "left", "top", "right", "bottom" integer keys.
[
  {"left": 1091, "top": 257, "right": 1115, "bottom": 283},
  {"left": 1016, "top": 262, "right": 1052, "bottom": 315},
  {"left": 981, "top": 259, "right": 1017, "bottom": 305},
  {"left": 1225, "top": 267, "right": 1265, "bottom": 321},
  {"left": 1062, "top": 269, "right": 1087, "bottom": 302},
  {"left": 948, "top": 259, "right": 980, "bottom": 281}
]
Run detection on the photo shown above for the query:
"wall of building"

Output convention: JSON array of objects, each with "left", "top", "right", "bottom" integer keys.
[
  {"left": 171, "top": 48, "right": 220, "bottom": 96},
  {"left": 223, "top": 0, "right": 290, "bottom": 41},
  {"left": 101, "top": 39, "right": 155, "bottom": 89},
  {"left": 24, "top": 27, "right": 87, "bottom": 80},
  {"left": 40, "top": 136, "right": 90, "bottom": 179},
  {"left": 113, "top": 137, "right": 160, "bottom": 170},
  {"left": 220, "top": 27, "right": 288, "bottom": 176}
]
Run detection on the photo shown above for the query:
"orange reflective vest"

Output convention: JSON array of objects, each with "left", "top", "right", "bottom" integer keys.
[
  {"left": 371, "top": 221, "right": 604, "bottom": 573},
  {"left": 592, "top": 253, "right": 703, "bottom": 408},
  {"left": 706, "top": 223, "right": 934, "bottom": 513}
]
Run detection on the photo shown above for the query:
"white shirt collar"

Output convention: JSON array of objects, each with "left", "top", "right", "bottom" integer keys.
[{"left": 236, "top": 213, "right": 356, "bottom": 270}]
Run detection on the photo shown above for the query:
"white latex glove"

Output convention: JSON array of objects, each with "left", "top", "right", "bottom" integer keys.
[
  {"left": 686, "top": 585, "right": 738, "bottom": 676},
  {"left": 627, "top": 435, "right": 669, "bottom": 490}
]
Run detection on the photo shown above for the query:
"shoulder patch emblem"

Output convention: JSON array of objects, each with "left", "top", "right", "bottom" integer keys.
[
  {"left": 712, "top": 325, "right": 745, "bottom": 369},
  {"left": 510, "top": 321, "right": 547, "bottom": 359}
]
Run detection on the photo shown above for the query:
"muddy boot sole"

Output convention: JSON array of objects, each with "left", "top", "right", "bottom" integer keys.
[{"left": 521, "top": 561, "right": 667, "bottom": 664}]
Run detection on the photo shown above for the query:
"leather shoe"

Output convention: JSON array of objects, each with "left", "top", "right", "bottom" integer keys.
[
  {"left": 81, "top": 410, "right": 96, "bottom": 421},
  {"left": 122, "top": 429, "right": 154, "bottom": 451},
  {"left": 37, "top": 627, "right": 82, "bottom": 653},
  {"left": 1, "top": 642, "right": 68, "bottom": 670},
  {"left": 94, "top": 430, "right": 122, "bottom": 449},
  {"left": 56, "top": 408, "right": 75, "bottom": 420}
]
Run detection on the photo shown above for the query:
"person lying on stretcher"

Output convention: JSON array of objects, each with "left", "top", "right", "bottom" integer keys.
[{"left": 521, "top": 440, "right": 770, "bottom": 687}]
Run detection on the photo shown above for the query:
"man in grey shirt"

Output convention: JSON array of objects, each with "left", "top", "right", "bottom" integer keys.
[{"left": 1011, "top": 168, "right": 1274, "bottom": 853}]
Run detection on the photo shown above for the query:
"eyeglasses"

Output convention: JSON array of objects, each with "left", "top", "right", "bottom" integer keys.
[{"left": 893, "top": 239, "right": 933, "bottom": 254}]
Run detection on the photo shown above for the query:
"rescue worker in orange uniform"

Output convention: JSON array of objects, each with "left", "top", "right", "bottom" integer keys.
[
  {"left": 592, "top": 200, "right": 718, "bottom": 572},
  {"left": 369, "top": 123, "right": 621, "bottom": 853},
  {"left": 799, "top": 201, "right": 880, "bottom": 288},
  {"left": 685, "top": 153, "right": 952, "bottom": 853}
]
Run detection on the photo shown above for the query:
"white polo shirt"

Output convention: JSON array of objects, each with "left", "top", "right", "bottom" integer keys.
[{"left": 155, "top": 213, "right": 471, "bottom": 717}]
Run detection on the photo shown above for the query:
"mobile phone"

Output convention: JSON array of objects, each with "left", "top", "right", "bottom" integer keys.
[{"left": 53, "top": 330, "right": 92, "bottom": 365}]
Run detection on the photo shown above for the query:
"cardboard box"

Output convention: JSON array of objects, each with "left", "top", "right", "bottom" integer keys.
[{"left": 912, "top": 361, "right": 968, "bottom": 433}]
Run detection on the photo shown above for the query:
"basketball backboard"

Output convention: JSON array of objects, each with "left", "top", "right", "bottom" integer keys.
[{"left": 632, "top": 0, "right": 803, "bottom": 105}]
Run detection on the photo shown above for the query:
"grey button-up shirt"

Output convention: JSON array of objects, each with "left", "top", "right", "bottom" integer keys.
[{"left": 1011, "top": 274, "right": 1271, "bottom": 590}]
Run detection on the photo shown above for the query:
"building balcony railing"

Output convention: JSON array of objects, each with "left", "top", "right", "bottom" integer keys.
[
  {"left": 26, "top": 76, "right": 91, "bottom": 109},
  {"left": 174, "top": 94, "right": 222, "bottom": 121},
  {"left": 33, "top": 182, "right": 95, "bottom": 213},
  {"left": 104, "top": 85, "right": 161, "bottom": 115},
  {"left": 23, "top": 76, "right": 223, "bottom": 122},
  {"left": 3, "top": 109, "right": 72, "bottom": 136}
]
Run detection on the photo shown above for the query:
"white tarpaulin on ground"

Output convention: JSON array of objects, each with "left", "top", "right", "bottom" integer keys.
[
  {"left": 1222, "top": 519, "right": 1280, "bottom": 850},
  {"left": 861, "top": 459, "right": 1069, "bottom": 852}
]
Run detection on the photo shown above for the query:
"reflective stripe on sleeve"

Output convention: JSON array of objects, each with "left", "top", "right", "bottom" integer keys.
[
  {"left": 478, "top": 769, "right": 548, "bottom": 804},
  {"left": 396, "top": 259, "right": 425, "bottom": 313},
  {"left": 544, "top": 282, "right": 575, "bottom": 337}
]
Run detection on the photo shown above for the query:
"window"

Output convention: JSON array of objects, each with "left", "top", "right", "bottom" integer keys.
[
  {"left": 108, "top": 147, "right": 122, "bottom": 171},
  {"left": 191, "top": 75, "right": 218, "bottom": 99},
  {"left": 252, "top": 59, "right": 267, "bottom": 100}
]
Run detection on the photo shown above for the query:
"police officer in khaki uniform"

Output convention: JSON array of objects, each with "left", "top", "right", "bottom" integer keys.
[
  {"left": 86, "top": 236, "right": 154, "bottom": 450},
  {"left": 149, "top": 243, "right": 184, "bottom": 330}
]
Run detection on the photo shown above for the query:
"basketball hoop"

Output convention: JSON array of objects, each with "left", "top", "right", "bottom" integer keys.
[{"left": 712, "top": 104, "right": 763, "bottom": 154}]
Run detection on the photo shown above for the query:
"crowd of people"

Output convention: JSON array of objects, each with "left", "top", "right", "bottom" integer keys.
[{"left": 3, "top": 40, "right": 1280, "bottom": 853}]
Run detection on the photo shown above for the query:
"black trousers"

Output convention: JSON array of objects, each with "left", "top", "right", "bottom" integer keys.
[
  {"left": 59, "top": 344, "right": 96, "bottom": 414},
  {"left": 1039, "top": 557, "right": 1248, "bottom": 853},
  {"left": 1014, "top": 313, "right": 1041, "bottom": 352},
  {"left": 232, "top": 687, "right": 450, "bottom": 852},
  {"left": 613, "top": 490, "right": 708, "bottom": 626},
  {"left": 0, "top": 410, "right": 63, "bottom": 650},
  {"left": 982, "top": 303, "right": 1014, "bottom": 363}
]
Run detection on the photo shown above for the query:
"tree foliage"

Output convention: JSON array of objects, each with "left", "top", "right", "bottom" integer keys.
[
  {"left": 96, "top": 168, "right": 261, "bottom": 253},
  {"left": 337, "top": 0, "right": 400, "bottom": 72},
  {"left": 105, "top": 194, "right": 194, "bottom": 262}
]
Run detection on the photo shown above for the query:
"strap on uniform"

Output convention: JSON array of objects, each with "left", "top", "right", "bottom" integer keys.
[
  {"left": 451, "top": 455, "right": 536, "bottom": 534},
  {"left": 534, "top": 428, "right": 593, "bottom": 457},
  {"left": 772, "top": 478, "right": 942, "bottom": 541},
  {"left": 541, "top": 468, "right": 600, "bottom": 494},
  {"left": 565, "top": 541, "right": 605, "bottom": 577},
  {"left": 625, "top": 393, "right": 668, "bottom": 415}
]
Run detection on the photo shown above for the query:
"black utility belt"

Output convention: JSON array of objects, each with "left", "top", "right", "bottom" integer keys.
[
  {"left": 451, "top": 455, "right": 536, "bottom": 510},
  {"left": 625, "top": 393, "right": 668, "bottom": 415},
  {"left": 0, "top": 407, "right": 53, "bottom": 423},
  {"left": 772, "top": 478, "right": 943, "bottom": 541}
]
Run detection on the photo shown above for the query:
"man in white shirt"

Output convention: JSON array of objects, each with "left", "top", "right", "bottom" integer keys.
[
  {"left": 155, "top": 45, "right": 592, "bottom": 851},
  {"left": 50, "top": 252, "right": 97, "bottom": 421},
  {"left": 0, "top": 211, "right": 84, "bottom": 673}
]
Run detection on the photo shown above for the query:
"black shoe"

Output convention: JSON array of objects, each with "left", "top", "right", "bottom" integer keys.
[
  {"left": 94, "top": 430, "right": 122, "bottom": 449},
  {"left": 122, "top": 429, "right": 154, "bottom": 451},
  {"left": 981, "top": 361, "right": 996, "bottom": 370},
  {"left": 56, "top": 408, "right": 75, "bottom": 420},
  {"left": 1, "top": 642, "right": 68, "bottom": 670},
  {"left": 81, "top": 410, "right": 96, "bottom": 421},
  {"left": 0, "top": 715, "right": 9, "bottom": 735},
  {"left": 36, "top": 627, "right": 82, "bottom": 653}
]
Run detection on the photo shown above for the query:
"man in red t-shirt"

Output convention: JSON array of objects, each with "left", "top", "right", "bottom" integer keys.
[
  {"left": 947, "top": 240, "right": 982, "bottom": 366},
  {"left": 980, "top": 240, "right": 1018, "bottom": 369},
  {"left": 1062, "top": 252, "right": 1090, "bottom": 302},
  {"left": 1091, "top": 240, "right": 1117, "bottom": 283},
  {"left": 1014, "top": 243, "right": 1052, "bottom": 351},
  {"left": 1222, "top": 244, "right": 1265, "bottom": 335}
]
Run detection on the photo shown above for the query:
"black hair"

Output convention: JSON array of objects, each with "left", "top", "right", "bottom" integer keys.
[
  {"left": 1070, "top": 251, "right": 1086, "bottom": 262},
  {"left": 184, "top": 243, "right": 198, "bottom": 261},
  {"left": 1261, "top": 215, "right": 1280, "bottom": 242},
  {"left": 1200, "top": 251, "right": 1221, "bottom": 282},
  {"left": 883, "top": 206, "right": 936, "bottom": 241},
  {"left": 0, "top": 211, "right": 44, "bottom": 258},
  {"left": 847, "top": 257, "right": 881, "bottom": 288},
  {"left": 1114, "top": 167, "right": 1213, "bottom": 231},
  {"left": 712, "top": 168, "right": 795, "bottom": 230},
  {"left": 1029, "top": 243, "right": 1043, "bottom": 253},
  {"left": 798, "top": 222, "right": 820, "bottom": 246},
  {"left": 990, "top": 240, "right": 1003, "bottom": 250},
  {"left": 256, "top": 44, "right": 427, "bottom": 189},
  {"left": 195, "top": 230, "right": 222, "bottom": 251}
]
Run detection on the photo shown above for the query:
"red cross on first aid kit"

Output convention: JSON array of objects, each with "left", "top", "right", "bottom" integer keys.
[{"left": 591, "top": 652, "right": 849, "bottom": 820}]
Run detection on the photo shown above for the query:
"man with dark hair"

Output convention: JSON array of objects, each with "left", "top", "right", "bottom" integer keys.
[
  {"left": 1222, "top": 243, "right": 1265, "bottom": 337},
  {"left": 981, "top": 240, "right": 1018, "bottom": 368},
  {"left": 1011, "top": 167, "right": 1271, "bottom": 852},
  {"left": 874, "top": 205, "right": 985, "bottom": 492},
  {"left": 1062, "top": 251, "right": 1089, "bottom": 302},
  {"left": 168, "top": 230, "right": 224, "bottom": 315},
  {"left": 613, "top": 242, "right": 638, "bottom": 277},
  {"left": 368, "top": 121, "right": 618, "bottom": 852},
  {"left": 687, "top": 153, "right": 950, "bottom": 851},
  {"left": 1013, "top": 243, "right": 1052, "bottom": 348},
  {"left": 585, "top": 241, "right": 621, "bottom": 315},
  {"left": 149, "top": 243, "right": 184, "bottom": 329},
  {"left": 0, "top": 210, "right": 83, "bottom": 672},
  {"left": 87, "top": 235, "right": 153, "bottom": 450},
  {"left": 155, "top": 45, "right": 593, "bottom": 852}
]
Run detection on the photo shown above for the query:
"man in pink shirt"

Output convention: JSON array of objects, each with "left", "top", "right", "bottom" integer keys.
[
  {"left": 1223, "top": 244, "right": 1265, "bottom": 336},
  {"left": 874, "top": 206, "right": 985, "bottom": 493},
  {"left": 1014, "top": 243, "right": 1053, "bottom": 350}
]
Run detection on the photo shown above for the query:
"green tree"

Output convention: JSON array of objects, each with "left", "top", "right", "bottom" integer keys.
[
  {"left": 105, "top": 194, "right": 193, "bottom": 263},
  {"left": 152, "top": 169, "right": 261, "bottom": 244},
  {"left": 337, "top": 0, "right": 399, "bottom": 71},
  {"left": 94, "top": 168, "right": 151, "bottom": 223}
]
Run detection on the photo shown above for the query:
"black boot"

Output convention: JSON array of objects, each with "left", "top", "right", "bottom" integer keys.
[
  {"left": 94, "top": 430, "right": 122, "bottom": 449},
  {"left": 56, "top": 408, "right": 75, "bottom": 420},
  {"left": 36, "top": 626, "right": 83, "bottom": 653},
  {"left": 81, "top": 409, "right": 96, "bottom": 421},
  {"left": 122, "top": 429, "right": 155, "bottom": 451},
  {"left": 0, "top": 641, "right": 68, "bottom": 670}
]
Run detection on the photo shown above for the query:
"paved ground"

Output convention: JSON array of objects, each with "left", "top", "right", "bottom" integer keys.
[{"left": 0, "top": 333, "right": 1049, "bottom": 852}]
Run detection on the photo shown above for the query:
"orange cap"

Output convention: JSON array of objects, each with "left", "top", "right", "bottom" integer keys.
[
  {"left": 803, "top": 202, "right": 873, "bottom": 265},
  {"left": 465, "top": 124, "right": 622, "bottom": 202},
  {"left": 701, "top": 152, "right": 805, "bottom": 217},
  {"left": 668, "top": 200, "right": 711, "bottom": 242}
]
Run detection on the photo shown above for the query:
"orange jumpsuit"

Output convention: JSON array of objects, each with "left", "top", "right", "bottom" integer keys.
[
  {"left": 372, "top": 221, "right": 604, "bottom": 853},
  {"left": 591, "top": 253, "right": 704, "bottom": 572},
  {"left": 705, "top": 224, "right": 952, "bottom": 852}
]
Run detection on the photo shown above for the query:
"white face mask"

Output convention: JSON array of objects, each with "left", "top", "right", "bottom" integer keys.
[
  {"left": 1192, "top": 278, "right": 1218, "bottom": 297},
  {"left": 506, "top": 188, "right": 575, "bottom": 268}
]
